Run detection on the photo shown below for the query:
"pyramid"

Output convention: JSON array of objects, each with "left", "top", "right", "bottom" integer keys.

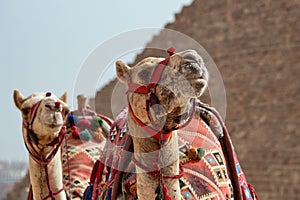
[{"left": 95, "top": 0, "right": 300, "bottom": 199}]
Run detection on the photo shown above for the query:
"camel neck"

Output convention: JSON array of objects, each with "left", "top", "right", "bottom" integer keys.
[
  {"left": 128, "top": 115, "right": 181, "bottom": 200},
  {"left": 28, "top": 150, "right": 67, "bottom": 200}
]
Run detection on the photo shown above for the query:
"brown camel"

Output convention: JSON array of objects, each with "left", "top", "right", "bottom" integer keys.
[{"left": 83, "top": 48, "right": 258, "bottom": 200}]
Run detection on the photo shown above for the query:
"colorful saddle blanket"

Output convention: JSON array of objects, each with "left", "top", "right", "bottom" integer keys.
[
  {"left": 84, "top": 101, "right": 259, "bottom": 200},
  {"left": 62, "top": 109, "right": 112, "bottom": 199}
]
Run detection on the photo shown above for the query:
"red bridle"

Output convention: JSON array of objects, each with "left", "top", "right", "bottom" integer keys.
[
  {"left": 22, "top": 92, "right": 66, "bottom": 200},
  {"left": 127, "top": 47, "right": 195, "bottom": 140}
]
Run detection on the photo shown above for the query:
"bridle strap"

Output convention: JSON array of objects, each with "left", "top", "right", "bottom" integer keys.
[
  {"left": 24, "top": 127, "right": 66, "bottom": 165},
  {"left": 127, "top": 95, "right": 172, "bottom": 140},
  {"left": 127, "top": 84, "right": 149, "bottom": 94},
  {"left": 23, "top": 101, "right": 41, "bottom": 129},
  {"left": 126, "top": 49, "right": 174, "bottom": 140},
  {"left": 22, "top": 95, "right": 67, "bottom": 199},
  {"left": 126, "top": 58, "right": 170, "bottom": 94},
  {"left": 126, "top": 47, "right": 196, "bottom": 141},
  {"left": 132, "top": 155, "right": 184, "bottom": 179},
  {"left": 22, "top": 99, "right": 66, "bottom": 165}
]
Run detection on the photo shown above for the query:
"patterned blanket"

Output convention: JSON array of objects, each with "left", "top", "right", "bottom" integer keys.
[
  {"left": 62, "top": 109, "right": 112, "bottom": 199},
  {"left": 84, "top": 101, "right": 259, "bottom": 200}
]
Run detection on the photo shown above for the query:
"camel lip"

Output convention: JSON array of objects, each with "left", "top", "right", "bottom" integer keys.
[
  {"left": 45, "top": 123, "right": 62, "bottom": 129},
  {"left": 187, "top": 76, "right": 202, "bottom": 80},
  {"left": 186, "top": 77, "right": 203, "bottom": 82},
  {"left": 177, "top": 77, "right": 202, "bottom": 85}
]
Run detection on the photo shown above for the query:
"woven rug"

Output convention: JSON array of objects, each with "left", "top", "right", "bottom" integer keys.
[{"left": 62, "top": 109, "right": 111, "bottom": 199}]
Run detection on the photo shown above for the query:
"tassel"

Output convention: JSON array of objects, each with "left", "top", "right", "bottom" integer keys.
[
  {"left": 187, "top": 147, "right": 198, "bottom": 160},
  {"left": 93, "top": 127, "right": 105, "bottom": 142},
  {"left": 91, "top": 116, "right": 102, "bottom": 131},
  {"left": 67, "top": 113, "right": 79, "bottom": 128},
  {"left": 163, "top": 185, "right": 172, "bottom": 200},
  {"left": 80, "top": 129, "right": 92, "bottom": 141},
  {"left": 71, "top": 126, "right": 80, "bottom": 139},
  {"left": 197, "top": 148, "right": 205, "bottom": 159},
  {"left": 78, "top": 118, "right": 91, "bottom": 129}
]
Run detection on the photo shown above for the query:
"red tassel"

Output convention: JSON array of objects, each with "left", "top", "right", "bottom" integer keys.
[
  {"left": 163, "top": 185, "right": 172, "bottom": 200},
  {"left": 71, "top": 125, "right": 80, "bottom": 139}
]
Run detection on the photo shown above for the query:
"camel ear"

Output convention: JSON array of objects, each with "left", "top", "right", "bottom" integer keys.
[
  {"left": 13, "top": 89, "right": 25, "bottom": 110},
  {"left": 59, "top": 92, "right": 67, "bottom": 103},
  {"left": 116, "top": 60, "right": 131, "bottom": 83}
]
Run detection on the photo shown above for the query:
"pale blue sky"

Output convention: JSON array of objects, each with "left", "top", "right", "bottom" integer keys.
[{"left": 0, "top": 0, "right": 193, "bottom": 161}]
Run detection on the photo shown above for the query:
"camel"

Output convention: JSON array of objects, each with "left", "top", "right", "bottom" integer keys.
[
  {"left": 115, "top": 48, "right": 210, "bottom": 200},
  {"left": 85, "top": 48, "right": 258, "bottom": 200},
  {"left": 13, "top": 90, "right": 112, "bottom": 200}
]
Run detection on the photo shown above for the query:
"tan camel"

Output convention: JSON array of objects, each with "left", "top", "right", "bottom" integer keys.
[
  {"left": 112, "top": 48, "right": 259, "bottom": 200},
  {"left": 115, "top": 49, "right": 210, "bottom": 200},
  {"left": 84, "top": 48, "right": 258, "bottom": 200},
  {"left": 14, "top": 90, "right": 71, "bottom": 200},
  {"left": 14, "top": 90, "right": 111, "bottom": 200}
]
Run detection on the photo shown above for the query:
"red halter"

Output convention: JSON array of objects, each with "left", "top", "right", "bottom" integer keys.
[
  {"left": 127, "top": 47, "right": 195, "bottom": 140},
  {"left": 22, "top": 92, "right": 67, "bottom": 200}
]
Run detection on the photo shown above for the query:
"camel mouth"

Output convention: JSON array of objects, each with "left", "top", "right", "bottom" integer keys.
[
  {"left": 186, "top": 76, "right": 203, "bottom": 81},
  {"left": 45, "top": 123, "right": 63, "bottom": 129}
]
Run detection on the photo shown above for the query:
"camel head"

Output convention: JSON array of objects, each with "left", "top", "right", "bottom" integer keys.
[
  {"left": 13, "top": 90, "right": 69, "bottom": 147},
  {"left": 116, "top": 49, "right": 209, "bottom": 131}
]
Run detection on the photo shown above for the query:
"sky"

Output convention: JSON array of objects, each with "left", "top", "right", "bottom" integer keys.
[{"left": 0, "top": 0, "right": 193, "bottom": 162}]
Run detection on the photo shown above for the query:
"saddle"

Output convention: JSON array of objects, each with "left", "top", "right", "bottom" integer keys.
[
  {"left": 62, "top": 109, "right": 113, "bottom": 199},
  {"left": 83, "top": 100, "right": 259, "bottom": 200}
]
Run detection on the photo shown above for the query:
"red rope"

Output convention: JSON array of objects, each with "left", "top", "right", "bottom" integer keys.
[{"left": 42, "top": 164, "right": 66, "bottom": 200}]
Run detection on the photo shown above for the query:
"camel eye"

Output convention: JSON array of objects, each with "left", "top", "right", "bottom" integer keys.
[
  {"left": 138, "top": 70, "right": 151, "bottom": 80},
  {"left": 21, "top": 108, "right": 30, "bottom": 116}
]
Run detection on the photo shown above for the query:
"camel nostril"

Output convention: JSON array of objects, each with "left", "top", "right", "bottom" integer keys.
[{"left": 55, "top": 101, "right": 61, "bottom": 108}]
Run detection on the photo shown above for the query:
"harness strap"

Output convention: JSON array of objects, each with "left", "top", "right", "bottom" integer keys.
[
  {"left": 24, "top": 127, "right": 66, "bottom": 165},
  {"left": 23, "top": 101, "right": 41, "bottom": 129},
  {"left": 126, "top": 47, "right": 195, "bottom": 141},
  {"left": 127, "top": 95, "right": 171, "bottom": 140},
  {"left": 132, "top": 155, "right": 184, "bottom": 179},
  {"left": 43, "top": 164, "right": 66, "bottom": 200},
  {"left": 126, "top": 47, "right": 175, "bottom": 95}
]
